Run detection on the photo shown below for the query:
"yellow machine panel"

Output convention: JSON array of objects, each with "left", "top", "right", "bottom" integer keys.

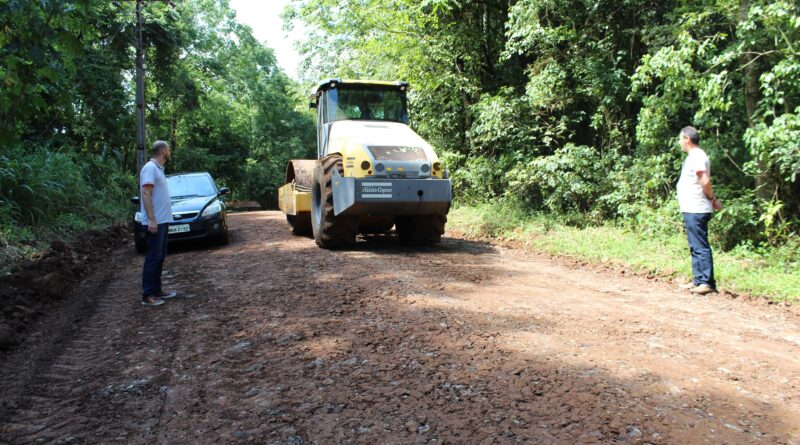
[{"left": 278, "top": 183, "right": 311, "bottom": 216}]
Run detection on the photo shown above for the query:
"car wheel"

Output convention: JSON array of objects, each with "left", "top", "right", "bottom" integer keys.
[{"left": 217, "top": 229, "right": 230, "bottom": 246}]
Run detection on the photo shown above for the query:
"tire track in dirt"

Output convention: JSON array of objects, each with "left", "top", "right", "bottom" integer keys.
[
  {"left": 0, "top": 239, "right": 209, "bottom": 443},
  {"left": 0, "top": 211, "right": 798, "bottom": 444},
  {"left": 0, "top": 249, "right": 142, "bottom": 443}
]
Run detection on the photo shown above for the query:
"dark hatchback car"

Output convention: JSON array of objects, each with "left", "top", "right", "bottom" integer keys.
[{"left": 131, "top": 172, "right": 230, "bottom": 253}]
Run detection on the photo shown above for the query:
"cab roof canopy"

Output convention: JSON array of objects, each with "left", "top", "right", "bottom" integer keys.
[{"left": 311, "top": 78, "right": 410, "bottom": 97}]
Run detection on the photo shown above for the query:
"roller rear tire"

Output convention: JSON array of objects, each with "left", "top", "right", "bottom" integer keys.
[
  {"left": 287, "top": 212, "right": 312, "bottom": 236},
  {"left": 396, "top": 214, "right": 447, "bottom": 245},
  {"left": 359, "top": 216, "right": 395, "bottom": 234}
]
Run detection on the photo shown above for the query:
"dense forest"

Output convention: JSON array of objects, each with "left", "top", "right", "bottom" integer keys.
[
  {"left": 0, "top": 0, "right": 314, "bottom": 264},
  {"left": 287, "top": 0, "right": 799, "bottom": 251},
  {"left": 1, "top": 0, "right": 798, "bottom": 266}
]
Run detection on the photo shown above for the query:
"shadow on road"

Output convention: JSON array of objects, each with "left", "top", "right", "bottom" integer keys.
[{"left": 1, "top": 211, "right": 793, "bottom": 444}]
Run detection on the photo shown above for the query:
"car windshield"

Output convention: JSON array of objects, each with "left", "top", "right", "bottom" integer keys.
[
  {"left": 168, "top": 175, "right": 216, "bottom": 198},
  {"left": 332, "top": 88, "right": 407, "bottom": 122}
]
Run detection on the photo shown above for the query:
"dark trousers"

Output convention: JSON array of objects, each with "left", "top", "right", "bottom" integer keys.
[
  {"left": 142, "top": 223, "right": 169, "bottom": 298},
  {"left": 682, "top": 213, "right": 716, "bottom": 289}
]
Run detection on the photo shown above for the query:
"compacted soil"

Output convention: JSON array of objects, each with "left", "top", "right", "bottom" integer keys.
[{"left": 0, "top": 211, "right": 798, "bottom": 444}]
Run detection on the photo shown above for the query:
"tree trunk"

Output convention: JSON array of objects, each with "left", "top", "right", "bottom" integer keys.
[
  {"left": 169, "top": 115, "right": 177, "bottom": 150},
  {"left": 739, "top": 0, "right": 774, "bottom": 200}
]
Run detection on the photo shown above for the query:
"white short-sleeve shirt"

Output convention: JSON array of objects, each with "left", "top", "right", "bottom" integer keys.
[
  {"left": 677, "top": 148, "right": 712, "bottom": 214},
  {"left": 139, "top": 160, "right": 173, "bottom": 225}
]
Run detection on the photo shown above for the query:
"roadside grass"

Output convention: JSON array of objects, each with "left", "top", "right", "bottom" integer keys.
[
  {"left": 448, "top": 203, "right": 800, "bottom": 303},
  {"left": 0, "top": 146, "right": 134, "bottom": 272}
]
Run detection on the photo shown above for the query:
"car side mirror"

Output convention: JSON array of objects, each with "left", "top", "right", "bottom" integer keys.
[
  {"left": 130, "top": 196, "right": 140, "bottom": 205},
  {"left": 218, "top": 187, "right": 230, "bottom": 196}
]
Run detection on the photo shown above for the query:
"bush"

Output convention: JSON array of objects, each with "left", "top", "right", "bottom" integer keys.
[
  {"left": 600, "top": 153, "right": 680, "bottom": 219},
  {"left": 1, "top": 147, "right": 81, "bottom": 225},
  {"left": 445, "top": 152, "right": 511, "bottom": 206},
  {"left": 623, "top": 200, "right": 684, "bottom": 240},
  {"left": 0, "top": 144, "right": 133, "bottom": 240},
  {"left": 506, "top": 144, "right": 611, "bottom": 213},
  {"left": 710, "top": 192, "right": 763, "bottom": 251}
]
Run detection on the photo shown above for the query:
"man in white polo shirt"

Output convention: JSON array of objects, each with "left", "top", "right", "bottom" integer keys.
[
  {"left": 677, "top": 126, "right": 722, "bottom": 295},
  {"left": 140, "top": 140, "right": 177, "bottom": 306}
]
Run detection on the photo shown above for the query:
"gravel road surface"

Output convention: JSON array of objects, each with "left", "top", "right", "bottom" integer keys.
[{"left": 1, "top": 211, "right": 798, "bottom": 444}]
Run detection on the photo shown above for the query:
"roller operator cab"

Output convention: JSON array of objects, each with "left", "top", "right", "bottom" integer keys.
[{"left": 278, "top": 79, "right": 452, "bottom": 248}]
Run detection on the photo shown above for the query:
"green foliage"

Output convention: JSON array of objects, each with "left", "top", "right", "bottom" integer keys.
[
  {"left": 238, "top": 160, "right": 284, "bottom": 208},
  {"left": 0, "top": 145, "right": 134, "bottom": 267},
  {"left": 290, "top": 0, "right": 800, "bottom": 253},
  {"left": 140, "top": 0, "right": 316, "bottom": 204},
  {"left": 601, "top": 154, "right": 679, "bottom": 219},
  {"left": 1, "top": 0, "right": 315, "bottom": 266},
  {"left": 468, "top": 89, "right": 537, "bottom": 157},
  {"left": 507, "top": 144, "right": 610, "bottom": 214},
  {"left": 745, "top": 109, "right": 800, "bottom": 185},
  {"left": 445, "top": 152, "right": 512, "bottom": 206},
  {"left": 1, "top": 0, "right": 314, "bottom": 209},
  {"left": 710, "top": 192, "right": 763, "bottom": 251},
  {"left": 623, "top": 200, "right": 684, "bottom": 240}
]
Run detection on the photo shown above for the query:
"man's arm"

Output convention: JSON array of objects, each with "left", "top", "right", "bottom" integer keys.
[
  {"left": 696, "top": 171, "right": 722, "bottom": 211},
  {"left": 142, "top": 184, "right": 158, "bottom": 233}
]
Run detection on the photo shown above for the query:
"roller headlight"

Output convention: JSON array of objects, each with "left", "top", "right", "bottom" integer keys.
[
  {"left": 202, "top": 201, "right": 222, "bottom": 217},
  {"left": 420, "top": 163, "right": 431, "bottom": 173}
]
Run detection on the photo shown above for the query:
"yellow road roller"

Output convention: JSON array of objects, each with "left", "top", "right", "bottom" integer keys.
[{"left": 278, "top": 79, "right": 452, "bottom": 248}]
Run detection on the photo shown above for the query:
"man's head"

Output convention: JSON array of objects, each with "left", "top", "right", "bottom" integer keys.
[
  {"left": 679, "top": 126, "right": 700, "bottom": 152},
  {"left": 152, "top": 140, "right": 171, "bottom": 162}
]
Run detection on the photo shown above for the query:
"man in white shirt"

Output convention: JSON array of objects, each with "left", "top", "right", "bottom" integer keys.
[
  {"left": 677, "top": 126, "right": 722, "bottom": 295},
  {"left": 140, "top": 141, "right": 177, "bottom": 306}
]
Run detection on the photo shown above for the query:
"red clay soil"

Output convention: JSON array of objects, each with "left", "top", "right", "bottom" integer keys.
[
  {"left": 0, "top": 223, "right": 130, "bottom": 350},
  {"left": 0, "top": 211, "right": 798, "bottom": 444}
]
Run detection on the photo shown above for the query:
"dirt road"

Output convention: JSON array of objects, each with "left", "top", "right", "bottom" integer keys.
[{"left": 1, "top": 211, "right": 798, "bottom": 444}]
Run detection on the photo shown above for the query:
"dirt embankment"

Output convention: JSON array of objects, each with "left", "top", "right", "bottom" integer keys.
[
  {"left": 0, "top": 223, "right": 130, "bottom": 349},
  {"left": 0, "top": 211, "right": 798, "bottom": 444}
]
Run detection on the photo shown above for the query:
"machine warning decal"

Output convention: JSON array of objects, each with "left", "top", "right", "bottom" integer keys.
[{"left": 362, "top": 182, "right": 392, "bottom": 198}]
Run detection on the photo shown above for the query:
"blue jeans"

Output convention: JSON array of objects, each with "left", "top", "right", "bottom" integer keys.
[
  {"left": 142, "top": 223, "right": 169, "bottom": 298},
  {"left": 682, "top": 213, "right": 716, "bottom": 289}
]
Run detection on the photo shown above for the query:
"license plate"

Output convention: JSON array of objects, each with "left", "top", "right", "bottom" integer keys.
[{"left": 168, "top": 224, "right": 190, "bottom": 234}]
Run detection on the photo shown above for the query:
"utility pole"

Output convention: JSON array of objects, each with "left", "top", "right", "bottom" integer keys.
[{"left": 135, "top": 0, "right": 147, "bottom": 179}]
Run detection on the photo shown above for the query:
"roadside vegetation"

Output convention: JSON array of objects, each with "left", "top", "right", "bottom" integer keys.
[
  {"left": 0, "top": 146, "right": 133, "bottom": 269},
  {"left": 287, "top": 0, "right": 800, "bottom": 300},
  {"left": 0, "top": 0, "right": 314, "bottom": 267},
  {"left": 449, "top": 203, "right": 799, "bottom": 302}
]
